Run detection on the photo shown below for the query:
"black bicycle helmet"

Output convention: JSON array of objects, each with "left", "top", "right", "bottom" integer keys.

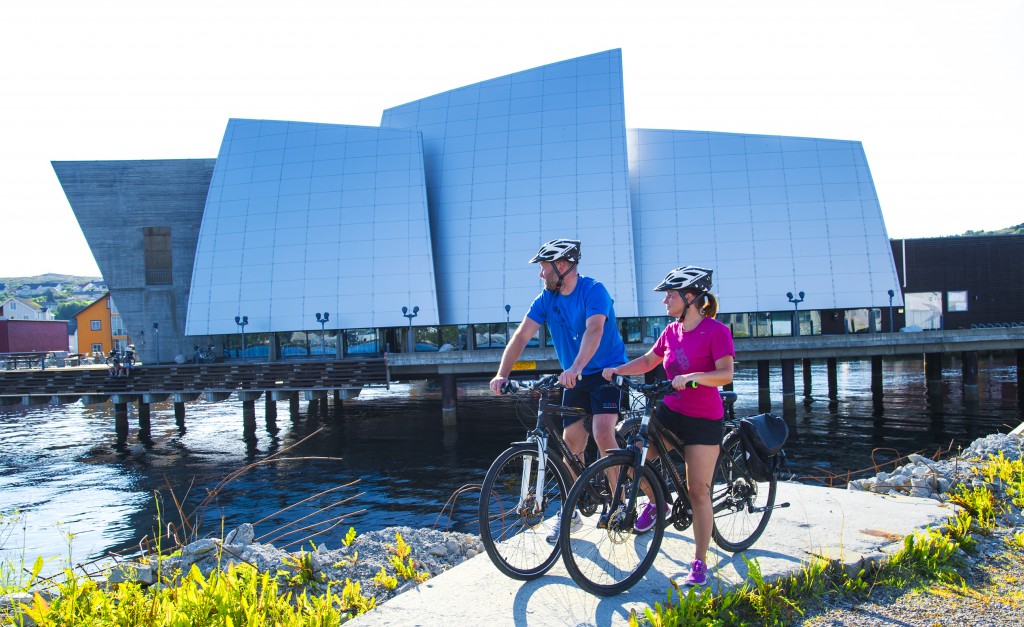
[
  {"left": 653, "top": 266, "right": 713, "bottom": 294},
  {"left": 529, "top": 239, "right": 581, "bottom": 265}
]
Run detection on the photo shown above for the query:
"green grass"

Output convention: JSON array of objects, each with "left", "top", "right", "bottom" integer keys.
[{"left": 1, "top": 524, "right": 432, "bottom": 626}]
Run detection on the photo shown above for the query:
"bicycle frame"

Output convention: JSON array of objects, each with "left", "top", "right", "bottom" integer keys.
[{"left": 504, "top": 378, "right": 588, "bottom": 518}]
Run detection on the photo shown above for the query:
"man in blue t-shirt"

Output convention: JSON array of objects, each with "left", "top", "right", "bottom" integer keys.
[{"left": 490, "top": 238, "right": 628, "bottom": 542}]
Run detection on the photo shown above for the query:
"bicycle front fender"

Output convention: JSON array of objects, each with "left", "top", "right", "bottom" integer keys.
[{"left": 597, "top": 448, "right": 636, "bottom": 461}]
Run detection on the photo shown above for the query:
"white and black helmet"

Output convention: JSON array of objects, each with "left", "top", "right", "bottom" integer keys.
[
  {"left": 654, "top": 266, "right": 713, "bottom": 294},
  {"left": 529, "top": 239, "right": 581, "bottom": 265}
]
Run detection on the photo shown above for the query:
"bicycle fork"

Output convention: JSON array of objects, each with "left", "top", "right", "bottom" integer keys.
[
  {"left": 605, "top": 422, "right": 652, "bottom": 531},
  {"left": 517, "top": 431, "right": 550, "bottom": 517}
]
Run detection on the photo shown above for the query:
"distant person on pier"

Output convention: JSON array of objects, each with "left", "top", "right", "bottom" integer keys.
[
  {"left": 106, "top": 349, "right": 123, "bottom": 377},
  {"left": 122, "top": 344, "right": 136, "bottom": 377},
  {"left": 602, "top": 266, "right": 734, "bottom": 587},
  {"left": 489, "top": 238, "right": 628, "bottom": 543}
]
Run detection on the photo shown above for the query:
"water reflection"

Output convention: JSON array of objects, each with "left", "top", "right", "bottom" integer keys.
[{"left": 0, "top": 354, "right": 1019, "bottom": 574}]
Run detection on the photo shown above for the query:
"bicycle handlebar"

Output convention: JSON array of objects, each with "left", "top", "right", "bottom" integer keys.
[
  {"left": 610, "top": 375, "right": 698, "bottom": 395},
  {"left": 500, "top": 374, "right": 561, "bottom": 395}
]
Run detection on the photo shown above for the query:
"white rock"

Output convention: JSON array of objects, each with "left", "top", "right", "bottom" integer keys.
[
  {"left": 225, "top": 523, "right": 254, "bottom": 546},
  {"left": 108, "top": 562, "right": 156, "bottom": 586}
]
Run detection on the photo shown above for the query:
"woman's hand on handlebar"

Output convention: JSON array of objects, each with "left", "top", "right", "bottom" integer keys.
[
  {"left": 671, "top": 374, "right": 700, "bottom": 390},
  {"left": 601, "top": 366, "right": 619, "bottom": 381}
]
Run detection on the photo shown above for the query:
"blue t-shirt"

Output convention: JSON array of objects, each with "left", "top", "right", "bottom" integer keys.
[{"left": 526, "top": 275, "right": 627, "bottom": 374}]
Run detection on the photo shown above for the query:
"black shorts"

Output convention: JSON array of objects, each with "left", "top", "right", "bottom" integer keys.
[
  {"left": 561, "top": 372, "right": 623, "bottom": 428},
  {"left": 653, "top": 401, "right": 724, "bottom": 446}
]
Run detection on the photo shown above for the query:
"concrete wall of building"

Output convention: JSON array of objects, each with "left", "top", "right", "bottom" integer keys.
[{"left": 52, "top": 159, "right": 215, "bottom": 364}]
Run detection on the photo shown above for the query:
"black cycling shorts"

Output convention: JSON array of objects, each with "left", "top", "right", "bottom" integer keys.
[
  {"left": 653, "top": 401, "right": 724, "bottom": 446},
  {"left": 561, "top": 371, "right": 623, "bottom": 428}
]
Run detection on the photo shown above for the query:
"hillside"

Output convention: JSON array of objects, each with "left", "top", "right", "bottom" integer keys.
[
  {"left": 961, "top": 223, "right": 1024, "bottom": 236},
  {"left": 0, "top": 273, "right": 101, "bottom": 288}
]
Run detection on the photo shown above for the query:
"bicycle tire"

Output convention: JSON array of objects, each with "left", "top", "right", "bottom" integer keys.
[
  {"left": 478, "top": 444, "right": 571, "bottom": 580},
  {"left": 560, "top": 455, "right": 666, "bottom": 596},
  {"left": 616, "top": 418, "right": 680, "bottom": 501},
  {"left": 711, "top": 433, "right": 777, "bottom": 552}
]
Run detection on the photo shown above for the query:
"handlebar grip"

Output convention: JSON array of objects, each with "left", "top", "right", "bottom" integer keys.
[{"left": 685, "top": 380, "right": 698, "bottom": 389}]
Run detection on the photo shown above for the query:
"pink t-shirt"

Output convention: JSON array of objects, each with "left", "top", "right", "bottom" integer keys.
[{"left": 652, "top": 317, "right": 735, "bottom": 420}]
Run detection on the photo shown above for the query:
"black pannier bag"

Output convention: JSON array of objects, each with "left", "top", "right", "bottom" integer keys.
[{"left": 737, "top": 413, "right": 789, "bottom": 482}]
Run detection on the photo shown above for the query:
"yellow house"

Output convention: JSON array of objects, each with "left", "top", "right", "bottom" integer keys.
[{"left": 74, "top": 293, "right": 130, "bottom": 357}]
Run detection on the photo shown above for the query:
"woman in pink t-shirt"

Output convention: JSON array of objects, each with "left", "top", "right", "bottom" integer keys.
[{"left": 602, "top": 266, "right": 735, "bottom": 587}]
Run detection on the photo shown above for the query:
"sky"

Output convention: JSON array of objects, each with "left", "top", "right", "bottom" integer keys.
[{"left": 1, "top": 0, "right": 1021, "bottom": 278}]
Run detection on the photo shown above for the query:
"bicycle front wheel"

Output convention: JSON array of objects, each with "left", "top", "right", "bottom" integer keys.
[
  {"left": 711, "top": 434, "right": 777, "bottom": 552},
  {"left": 478, "top": 445, "right": 570, "bottom": 580},
  {"left": 560, "top": 455, "right": 666, "bottom": 596}
]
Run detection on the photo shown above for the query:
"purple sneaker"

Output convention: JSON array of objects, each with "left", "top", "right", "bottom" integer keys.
[
  {"left": 633, "top": 502, "right": 665, "bottom": 533},
  {"left": 682, "top": 559, "right": 708, "bottom": 586}
]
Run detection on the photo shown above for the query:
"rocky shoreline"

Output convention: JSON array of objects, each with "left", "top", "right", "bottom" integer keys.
[{"left": 800, "top": 430, "right": 1024, "bottom": 627}]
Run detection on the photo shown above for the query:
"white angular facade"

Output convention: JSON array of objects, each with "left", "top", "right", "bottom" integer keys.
[{"left": 58, "top": 49, "right": 904, "bottom": 353}]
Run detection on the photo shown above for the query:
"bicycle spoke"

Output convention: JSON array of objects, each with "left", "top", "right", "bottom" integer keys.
[
  {"left": 711, "top": 435, "right": 776, "bottom": 552},
  {"left": 479, "top": 447, "right": 567, "bottom": 580},
  {"left": 561, "top": 456, "right": 665, "bottom": 596}
]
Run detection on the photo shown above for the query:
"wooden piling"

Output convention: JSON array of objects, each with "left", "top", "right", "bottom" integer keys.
[{"left": 757, "top": 360, "right": 771, "bottom": 413}]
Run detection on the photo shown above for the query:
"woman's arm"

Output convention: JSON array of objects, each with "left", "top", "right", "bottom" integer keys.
[
  {"left": 601, "top": 349, "right": 661, "bottom": 380},
  {"left": 672, "top": 354, "right": 734, "bottom": 390}
]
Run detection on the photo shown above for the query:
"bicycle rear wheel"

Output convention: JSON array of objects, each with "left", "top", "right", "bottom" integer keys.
[
  {"left": 478, "top": 445, "right": 569, "bottom": 580},
  {"left": 560, "top": 455, "right": 666, "bottom": 596},
  {"left": 711, "top": 434, "right": 777, "bottom": 552}
]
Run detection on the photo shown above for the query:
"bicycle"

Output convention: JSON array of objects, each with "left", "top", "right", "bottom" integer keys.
[
  {"left": 558, "top": 375, "right": 789, "bottom": 596},
  {"left": 478, "top": 375, "right": 642, "bottom": 580},
  {"left": 193, "top": 344, "right": 217, "bottom": 364}
]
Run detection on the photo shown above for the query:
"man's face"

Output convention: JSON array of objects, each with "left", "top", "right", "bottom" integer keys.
[{"left": 538, "top": 260, "right": 563, "bottom": 291}]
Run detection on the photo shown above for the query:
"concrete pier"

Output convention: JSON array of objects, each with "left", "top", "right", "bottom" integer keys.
[
  {"left": 780, "top": 358, "right": 796, "bottom": 414},
  {"left": 440, "top": 374, "right": 458, "bottom": 426},
  {"left": 826, "top": 357, "right": 838, "bottom": 401},
  {"left": 871, "top": 355, "right": 884, "bottom": 398},
  {"left": 348, "top": 482, "right": 950, "bottom": 627},
  {"left": 961, "top": 351, "right": 979, "bottom": 401},
  {"left": 924, "top": 352, "right": 943, "bottom": 395},
  {"left": 174, "top": 402, "right": 186, "bottom": 431},
  {"left": 138, "top": 402, "right": 152, "bottom": 439},
  {"left": 802, "top": 359, "right": 812, "bottom": 402},
  {"left": 757, "top": 360, "right": 771, "bottom": 412}
]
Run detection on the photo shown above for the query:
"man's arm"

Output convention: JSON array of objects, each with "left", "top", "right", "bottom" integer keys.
[
  {"left": 489, "top": 316, "right": 541, "bottom": 395},
  {"left": 559, "top": 313, "right": 605, "bottom": 388}
]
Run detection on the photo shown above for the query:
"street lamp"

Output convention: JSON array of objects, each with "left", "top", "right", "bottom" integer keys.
[
  {"left": 887, "top": 289, "right": 895, "bottom": 333},
  {"left": 234, "top": 315, "right": 248, "bottom": 362},
  {"left": 315, "top": 312, "right": 330, "bottom": 357},
  {"left": 152, "top": 322, "right": 160, "bottom": 364},
  {"left": 786, "top": 291, "right": 805, "bottom": 336},
  {"left": 504, "top": 304, "right": 511, "bottom": 346},
  {"left": 401, "top": 306, "right": 419, "bottom": 352}
]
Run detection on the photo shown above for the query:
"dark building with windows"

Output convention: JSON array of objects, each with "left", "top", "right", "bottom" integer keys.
[{"left": 889, "top": 234, "right": 1024, "bottom": 331}]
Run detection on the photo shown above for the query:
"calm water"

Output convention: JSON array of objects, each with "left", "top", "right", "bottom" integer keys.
[{"left": 1, "top": 354, "right": 1021, "bottom": 573}]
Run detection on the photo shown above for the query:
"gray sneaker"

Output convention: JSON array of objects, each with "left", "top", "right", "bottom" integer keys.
[{"left": 546, "top": 510, "right": 582, "bottom": 544}]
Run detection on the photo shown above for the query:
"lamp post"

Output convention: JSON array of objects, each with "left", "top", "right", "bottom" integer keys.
[
  {"left": 786, "top": 291, "right": 805, "bottom": 336},
  {"left": 234, "top": 315, "right": 248, "bottom": 362},
  {"left": 315, "top": 312, "right": 330, "bottom": 357},
  {"left": 504, "top": 304, "right": 511, "bottom": 346},
  {"left": 401, "top": 306, "right": 419, "bottom": 352},
  {"left": 152, "top": 322, "right": 160, "bottom": 364},
  {"left": 887, "top": 289, "right": 895, "bottom": 333}
]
